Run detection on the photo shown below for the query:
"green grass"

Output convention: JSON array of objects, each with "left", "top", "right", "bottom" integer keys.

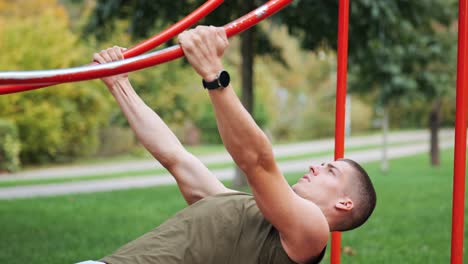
[
  {"left": 334, "top": 148, "right": 464, "bottom": 263},
  {"left": 0, "top": 168, "right": 165, "bottom": 188},
  {"left": 0, "top": 148, "right": 464, "bottom": 263}
]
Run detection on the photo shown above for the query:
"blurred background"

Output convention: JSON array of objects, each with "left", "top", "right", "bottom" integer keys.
[{"left": 0, "top": 0, "right": 464, "bottom": 263}]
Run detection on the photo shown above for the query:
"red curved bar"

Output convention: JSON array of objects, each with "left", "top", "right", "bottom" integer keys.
[
  {"left": 123, "top": 0, "right": 223, "bottom": 58},
  {"left": 0, "top": 0, "right": 293, "bottom": 92},
  {"left": 0, "top": 0, "right": 224, "bottom": 94}
]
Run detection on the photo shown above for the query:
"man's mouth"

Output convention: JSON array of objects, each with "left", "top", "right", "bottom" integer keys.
[{"left": 301, "top": 175, "right": 311, "bottom": 182}]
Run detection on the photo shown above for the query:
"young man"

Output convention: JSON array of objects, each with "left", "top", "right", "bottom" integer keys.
[{"left": 88, "top": 26, "right": 376, "bottom": 264}]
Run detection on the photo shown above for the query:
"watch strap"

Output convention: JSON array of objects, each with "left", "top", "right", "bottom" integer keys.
[
  {"left": 202, "top": 70, "right": 229, "bottom": 90},
  {"left": 202, "top": 78, "right": 221, "bottom": 89}
]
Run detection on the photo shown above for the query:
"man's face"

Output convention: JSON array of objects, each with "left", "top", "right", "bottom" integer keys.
[{"left": 292, "top": 160, "right": 354, "bottom": 207}]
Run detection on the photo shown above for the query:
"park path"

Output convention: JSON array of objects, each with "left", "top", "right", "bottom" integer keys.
[{"left": 0, "top": 129, "right": 455, "bottom": 199}]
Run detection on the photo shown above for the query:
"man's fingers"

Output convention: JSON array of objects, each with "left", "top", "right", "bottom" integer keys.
[
  {"left": 178, "top": 31, "right": 188, "bottom": 46},
  {"left": 112, "top": 46, "right": 125, "bottom": 60},
  {"left": 178, "top": 26, "right": 226, "bottom": 80},
  {"left": 93, "top": 52, "right": 105, "bottom": 64},
  {"left": 99, "top": 50, "right": 112, "bottom": 63},
  {"left": 108, "top": 47, "right": 120, "bottom": 61},
  {"left": 211, "top": 26, "right": 229, "bottom": 56},
  {"left": 119, "top": 47, "right": 127, "bottom": 58},
  {"left": 179, "top": 30, "right": 196, "bottom": 53},
  {"left": 215, "top": 27, "right": 228, "bottom": 46}
]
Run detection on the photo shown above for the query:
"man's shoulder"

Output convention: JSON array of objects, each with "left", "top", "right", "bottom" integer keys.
[{"left": 278, "top": 198, "right": 329, "bottom": 263}]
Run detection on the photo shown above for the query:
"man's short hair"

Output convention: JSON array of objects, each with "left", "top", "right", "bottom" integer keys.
[{"left": 337, "top": 158, "right": 376, "bottom": 231}]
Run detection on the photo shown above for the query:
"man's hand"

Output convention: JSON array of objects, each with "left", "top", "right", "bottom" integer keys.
[
  {"left": 93, "top": 46, "right": 129, "bottom": 88},
  {"left": 178, "top": 26, "right": 229, "bottom": 81}
]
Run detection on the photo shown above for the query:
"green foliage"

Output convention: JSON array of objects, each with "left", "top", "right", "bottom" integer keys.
[
  {"left": 85, "top": 0, "right": 283, "bottom": 136},
  {"left": 0, "top": 0, "right": 112, "bottom": 164},
  {"left": 191, "top": 75, "right": 270, "bottom": 144},
  {"left": 387, "top": 96, "right": 456, "bottom": 129},
  {"left": 0, "top": 119, "right": 21, "bottom": 172},
  {"left": 193, "top": 103, "right": 222, "bottom": 144},
  {"left": 84, "top": 0, "right": 284, "bottom": 57},
  {"left": 84, "top": 0, "right": 459, "bottom": 143},
  {"left": 98, "top": 126, "right": 136, "bottom": 156},
  {"left": 283, "top": 0, "right": 457, "bottom": 108}
]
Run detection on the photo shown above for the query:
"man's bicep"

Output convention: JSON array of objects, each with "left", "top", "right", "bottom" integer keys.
[{"left": 167, "top": 151, "right": 235, "bottom": 205}]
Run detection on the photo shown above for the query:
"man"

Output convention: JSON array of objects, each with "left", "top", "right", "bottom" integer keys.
[{"left": 87, "top": 26, "right": 376, "bottom": 264}]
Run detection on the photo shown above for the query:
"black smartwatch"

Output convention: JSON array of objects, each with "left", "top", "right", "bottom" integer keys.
[{"left": 202, "top": 70, "right": 230, "bottom": 90}]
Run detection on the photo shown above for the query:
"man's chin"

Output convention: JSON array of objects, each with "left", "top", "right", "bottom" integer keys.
[{"left": 291, "top": 184, "right": 299, "bottom": 193}]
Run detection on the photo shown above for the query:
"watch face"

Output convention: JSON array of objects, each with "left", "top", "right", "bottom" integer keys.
[{"left": 218, "top": 71, "right": 230, "bottom": 87}]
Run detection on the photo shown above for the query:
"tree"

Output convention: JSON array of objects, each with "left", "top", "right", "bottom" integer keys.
[
  {"left": 0, "top": 0, "right": 111, "bottom": 164},
  {"left": 281, "top": 0, "right": 457, "bottom": 168}
]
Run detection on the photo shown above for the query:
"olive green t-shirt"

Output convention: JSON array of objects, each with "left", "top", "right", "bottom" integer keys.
[{"left": 101, "top": 192, "right": 325, "bottom": 264}]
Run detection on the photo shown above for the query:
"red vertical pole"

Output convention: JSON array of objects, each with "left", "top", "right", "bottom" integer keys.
[
  {"left": 451, "top": 0, "right": 468, "bottom": 263},
  {"left": 331, "top": 0, "right": 349, "bottom": 263}
]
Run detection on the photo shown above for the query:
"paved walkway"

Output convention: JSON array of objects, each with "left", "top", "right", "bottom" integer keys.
[
  {"left": 0, "top": 129, "right": 455, "bottom": 199},
  {"left": 0, "top": 129, "right": 453, "bottom": 181}
]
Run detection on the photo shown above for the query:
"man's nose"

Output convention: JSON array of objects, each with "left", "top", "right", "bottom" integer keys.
[{"left": 309, "top": 165, "right": 320, "bottom": 176}]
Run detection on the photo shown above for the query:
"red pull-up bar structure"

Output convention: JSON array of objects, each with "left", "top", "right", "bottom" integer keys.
[
  {"left": 331, "top": 0, "right": 349, "bottom": 263},
  {"left": 332, "top": 1, "right": 468, "bottom": 263},
  {"left": 451, "top": 0, "right": 468, "bottom": 263},
  {"left": 0, "top": 0, "right": 293, "bottom": 91},
  {"left": 0, "top": 0, "right": 224, "bottom": 94},
  {"left": 1, "top": 0, "right": 466, "bottom": 263}
]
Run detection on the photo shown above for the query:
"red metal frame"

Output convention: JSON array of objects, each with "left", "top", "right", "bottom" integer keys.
[
  {"left": 331, "top": 0, "right": 349, "bottom": 263},
  {"left": 0, "top": 0, "right": 224, "bottom": 94},
  {"left": 12, "top": 2, "right": 468, "bottom": 263},
  {"left": 122, "top": 0, "right": 223, "bottom": 58},
  {"left": 0, "top": 0, "right": 293, "bottom": 93},
  {"left": 451, "top": 0, "right": 468, "bottom": 263}
]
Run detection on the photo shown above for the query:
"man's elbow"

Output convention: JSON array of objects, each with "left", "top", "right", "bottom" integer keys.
[
  {"left": 151, "top": 148, "right": 187, "bottom": 169},
  {"left": 236, "top": 145, "right": 275, "bottom": 174}
]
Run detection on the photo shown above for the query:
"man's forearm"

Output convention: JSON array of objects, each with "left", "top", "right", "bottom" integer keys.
[
  {"left": 208, "top": 85, "right": 273, "bottom": 171},
  {"left": 178, "top": 26, "right": 274, "bottom": 172},
  {"left": 108, "top": 79, "right": 185, "bottom": 167}
]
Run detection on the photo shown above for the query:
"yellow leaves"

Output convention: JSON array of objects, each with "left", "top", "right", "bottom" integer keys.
[
  {"left": 16, "top": 100, "right": 64, "bottom": 157},
  {"left": 0, "top": 12, "right": 85, "bottom": 71},
  {"left": 0, "top": 0, "right": 111, "bottom": 163},
  {"left": 0, "top": 0, "right": 65, "bottom": 19}
]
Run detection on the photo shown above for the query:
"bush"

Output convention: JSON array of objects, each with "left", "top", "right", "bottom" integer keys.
[
  {"left": 194, "top": 104, "right": 222, "bottom": 144},
  {"left": 0, "top": 120, "right": 21, "bottom": 173},
  {"left": 98, "top": 126, "right": 136, "bottom": 156}
]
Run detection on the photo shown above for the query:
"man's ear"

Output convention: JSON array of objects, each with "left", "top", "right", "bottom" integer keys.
[{"left": 335, "top": 198, "right": 353, "bottom": 211}]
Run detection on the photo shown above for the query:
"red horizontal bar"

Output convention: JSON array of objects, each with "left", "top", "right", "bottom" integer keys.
[{"left": 0, "top": 0, "right": 224, "bottom": 94}]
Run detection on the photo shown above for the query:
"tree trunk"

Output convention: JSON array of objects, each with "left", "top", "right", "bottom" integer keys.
[
  {"left": 381, "top": 107, "right": 389, "bottom": 173},
  {"left": 232, "top": 2, "right": 256, "bottom": 188},
  {"left": 429, "top": 98, "right": 441, "bottom": 166}
]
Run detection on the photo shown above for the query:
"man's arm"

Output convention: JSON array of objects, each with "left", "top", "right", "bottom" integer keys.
[
  {"left": 94, "top": 47, "right": 233, "bottom": 205},
  {"left": 179, "top": 27, "right": 328, "bottom": 262}
]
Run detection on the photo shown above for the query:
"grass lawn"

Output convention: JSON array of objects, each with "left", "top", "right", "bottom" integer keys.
[{"left": 0, "top": 148, "right": 464, "bottom": 263}]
